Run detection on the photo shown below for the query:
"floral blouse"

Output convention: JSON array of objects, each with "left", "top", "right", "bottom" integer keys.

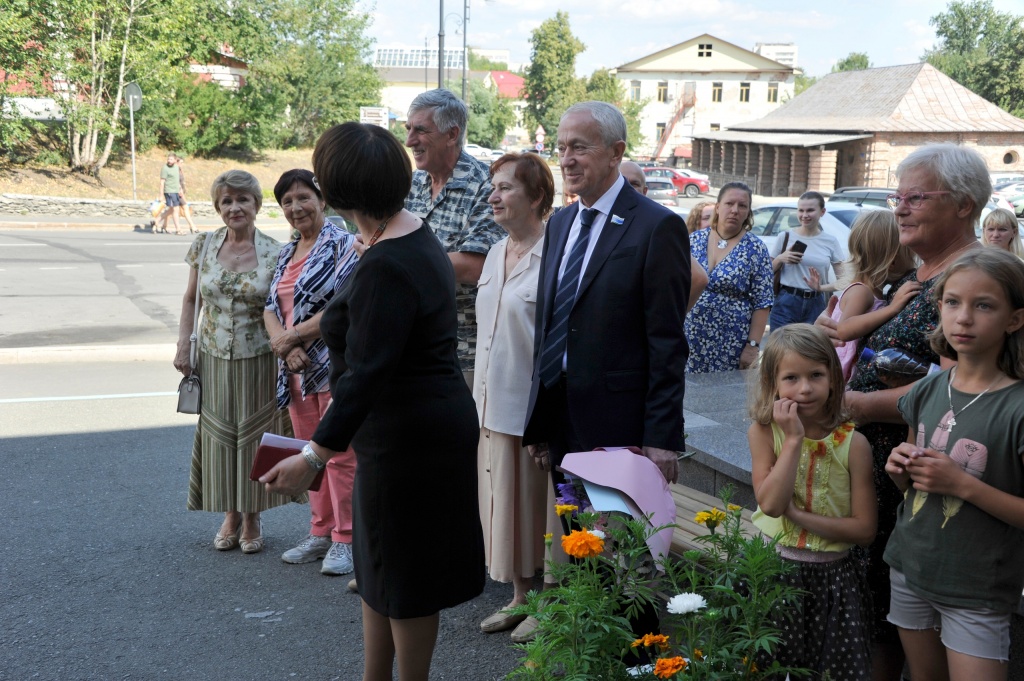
[{"left": 185, "top": 228, "right": 281, "bottom": 360}]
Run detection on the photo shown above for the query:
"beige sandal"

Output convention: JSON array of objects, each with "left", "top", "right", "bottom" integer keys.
[
  {"left": 240, "top": 519, "right": 263, "bottom": 554},
  {"left": 214, "top": 526, "right": 240, "bottom": 551}
]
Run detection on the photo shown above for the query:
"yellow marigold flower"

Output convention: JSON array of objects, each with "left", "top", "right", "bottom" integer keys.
[
  {"left": 694, "top": 511, "right": 711, "bottom": 524},
  {"left": 653, "top": 656, "right": 687, "bottom": 678},
  {"left": 543, "top": 532, "right": 553, "bottom": 545},
  {"left": 693, "top": 648, "right": 704, "bottom": 660},
  {"left": 561, "top": 528, "right": 604, "bottom": 558},
  {"left": 742, "top": 656, "right": 759, "bottom": 673},
  {"left": 554, "top": 504, "right": 578, "bottom": 517},
  {"left": 631, "top": 637, "right": 644, "bottom": 648},
  {"left": 727, "top": 504, "right": 741, "bottom": 513}
]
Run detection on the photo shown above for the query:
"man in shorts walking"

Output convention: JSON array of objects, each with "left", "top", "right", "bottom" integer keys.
[{"left": 157, "top": 153, "right": 184, "bottom": 235}]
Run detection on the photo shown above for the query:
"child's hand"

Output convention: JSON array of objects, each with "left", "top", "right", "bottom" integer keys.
[
  {"left": 905, "top": 447, "right": 965, "bottom": 496},
  {"left": 885, "top": 443, "right": 915, "bottom": 491},
  {"left": 773, "top": 398, "right": 804, "bottom": 440},
  {"left": 890, "top": 280, "right": 922, "bottom": 310}
]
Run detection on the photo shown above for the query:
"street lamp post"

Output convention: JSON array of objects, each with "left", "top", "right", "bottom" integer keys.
[
  {"left": 437, "top": 0, "right": 444, "bottom": 89},
  {"left": 438, "top": 0, "right": 470, "bottom": 101}
]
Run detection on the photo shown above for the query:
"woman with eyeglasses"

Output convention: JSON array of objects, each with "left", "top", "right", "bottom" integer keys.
[
  {"left": 263, "top": 169, "right": 360, "bottom": 574},
  {"left": 817, "top": 143, "right": 988, "bottom": 680}
]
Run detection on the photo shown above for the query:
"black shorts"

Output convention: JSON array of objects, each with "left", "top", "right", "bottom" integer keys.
[{"left": 164, "top": 192, "right": 182, "bottom": 207}]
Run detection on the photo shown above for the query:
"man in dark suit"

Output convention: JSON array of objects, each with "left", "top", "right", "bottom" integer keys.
[{"left": 523, "top": 101, "right": 690, "bottom": 488}]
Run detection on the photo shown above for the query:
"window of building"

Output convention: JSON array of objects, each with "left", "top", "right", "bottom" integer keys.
[
  {"left": 657, "top": 81, "right": 668, "bottom": 103},
  {"left": 630, "top": 80, "right": 641, "bottom": 102},
  {"left": 739, "top": 82, "right": 750, "bottom": 103},
  {"left": 698, "top": 43, "right": 713, "bottom": 57},
  {"left": 711, "top": 82, "right": 722, "bottom": 103},
  {"left": 767, "top": 83, "right": 779, "bottom": 103},
  {"left": 710, "top": 123, "right": 721, "bottom": 132},
  {"left": 655, "top": 123, "right": 667, "bottom": 142}
]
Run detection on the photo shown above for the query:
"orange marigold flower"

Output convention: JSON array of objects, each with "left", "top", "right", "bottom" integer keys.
[
  {"left": 653, "top": 656, "right": 687, "bottom": 678},
  {"left": 561, "top": 528, "right": 604, "bottom": 558},
  {"left": 692, "top": 648, "right": 704, "bottom": 660},
  {"left": 633, "top": 633, "right": 670, "bottom": 650}
]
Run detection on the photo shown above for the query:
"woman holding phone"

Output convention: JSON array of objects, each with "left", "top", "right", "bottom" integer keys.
[{"left": 768, "top": 191, "right": 844, "bottom": 331}]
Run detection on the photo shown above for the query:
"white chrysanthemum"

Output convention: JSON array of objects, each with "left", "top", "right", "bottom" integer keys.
[
  {"left": 666, "top": 592, "right": 707, "bottom": 615},
  {"left": 590, "top": 529, "right": 606, "bottom": 540}
]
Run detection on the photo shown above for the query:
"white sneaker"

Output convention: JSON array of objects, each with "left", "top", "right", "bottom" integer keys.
[
  {"left": 281, "top": 534, "right": 332, "bottom": 564},
  {"left": 321, "top": 542, "right": 354, "bottom": 576}
]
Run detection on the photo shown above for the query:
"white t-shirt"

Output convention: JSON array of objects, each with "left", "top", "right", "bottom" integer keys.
[{"left": 770, "top": 230, "right": 843, "bottom": 290}]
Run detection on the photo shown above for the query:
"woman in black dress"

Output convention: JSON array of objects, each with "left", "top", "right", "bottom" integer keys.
[{"left": 260, "top": 122, "right": 484, "bottom": 681}]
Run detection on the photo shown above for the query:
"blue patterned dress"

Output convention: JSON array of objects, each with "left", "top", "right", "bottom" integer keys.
[{"left": 686, "top": 228, "right": 774, "bottom": 373}]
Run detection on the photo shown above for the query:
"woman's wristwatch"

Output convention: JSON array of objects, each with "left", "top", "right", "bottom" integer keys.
[
  {"left": 301, "top": 443, "right": 326, "bottom": 472},
  {"left": 747, "top": 339, "right": 760, "bottom": 349}
]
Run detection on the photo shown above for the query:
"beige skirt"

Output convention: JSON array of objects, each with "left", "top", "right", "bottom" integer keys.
[
  {"left": 477, "top": 428, "right": 566, "bottom": 582},
  {"left": 187, "top": 350, "right": 302, "bottom": 512}
]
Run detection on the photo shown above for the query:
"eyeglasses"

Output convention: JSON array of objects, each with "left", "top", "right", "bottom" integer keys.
[{"left": 885, "top": 191, "right": 952, "bottom": 210}]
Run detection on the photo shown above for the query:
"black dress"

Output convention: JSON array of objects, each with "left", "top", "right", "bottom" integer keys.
[{"left": 313, "top": 224, "right": 485, "bottom": 618}]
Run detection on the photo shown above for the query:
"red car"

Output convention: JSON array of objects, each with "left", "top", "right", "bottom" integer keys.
[{"left": 643, "top": 167, "right": 709, "bottom": 197}]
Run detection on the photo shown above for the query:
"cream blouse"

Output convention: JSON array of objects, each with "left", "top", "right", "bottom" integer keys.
[{"left": 472, "top": 235, "right": 544, "bottom": 435}]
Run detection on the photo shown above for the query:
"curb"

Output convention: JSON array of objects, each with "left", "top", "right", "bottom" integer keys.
[
  {"left": 0, "top": 220, "right": 292, "bottom": 232},
  {"left": 0, "top": 344, "right": 176, "bottom": 365}
]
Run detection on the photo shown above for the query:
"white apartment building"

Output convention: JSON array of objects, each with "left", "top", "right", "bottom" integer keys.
[
  {"left": 753, "top": 43, "right": 798, "bottom": 68},
  {"left": 615, "top": 34, "right": 795, "bottom": 162}
]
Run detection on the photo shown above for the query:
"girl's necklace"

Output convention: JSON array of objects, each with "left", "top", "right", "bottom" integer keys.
[
  {"left": 714, "top": 226, "right": 740, "bottom": 249},
  {"left": 367, "top": 210, "right": 401, "bottom": 248},
  {"left": 944, "top": 366, "right": 1001, "bottom": 433}
]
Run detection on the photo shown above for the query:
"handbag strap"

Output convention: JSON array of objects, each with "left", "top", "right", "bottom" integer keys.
[{"left": 189, "top": 232, "right": 214, "bottom": 374}]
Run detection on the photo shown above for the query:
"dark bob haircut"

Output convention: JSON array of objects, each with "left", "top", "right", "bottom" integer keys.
[
  {"left": 273, "top": 169, "right": 321, "bottom": 206},
  {"left": 490, "top": 152, "right": 555, "bottom": 218},
  {"left": 312, "top": 122, "right": 411, "bottom": 220}
]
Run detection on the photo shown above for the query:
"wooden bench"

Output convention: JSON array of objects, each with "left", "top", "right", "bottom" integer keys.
[{"left": 669, "top": 483, "right": 761, "bottom": 555}]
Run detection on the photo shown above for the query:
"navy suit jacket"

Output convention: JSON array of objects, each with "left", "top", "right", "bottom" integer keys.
[{"left": 522, "top": 182, "right": 690, "bottom": 454}]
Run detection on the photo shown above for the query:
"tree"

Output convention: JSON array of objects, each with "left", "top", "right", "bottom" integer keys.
[
  {"left": 584, "top": 68, "right": 645, "bottom": 154},
  {"left": 0, "top": 0, "right": 43, "bottom": 158},
  {"left": 793, "top": 72, "right": 818, "bottom": 97},
  {"left": 832, "top": 52, "right": 871, "bottom": 72},
  {"left": 466, "top": 79, "right": 514, "bottom": 148},
  {"left": 468, "top": 50, "right": 508, "bottom": 72},
  {"left": 522, "top": 11, "right": 586, "bottom": 141},
  {"left": 924, "top": 0, "right": 1024, "bottom": 116}
]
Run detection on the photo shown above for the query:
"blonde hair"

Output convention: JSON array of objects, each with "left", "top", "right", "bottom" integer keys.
[
  {"left": 211, "top": 169, "right": 263, "bottom": 213},
  {"left": 686, "top": 201, "right": 715, "bottom": 234},
  {"left": 981, "top": 208, "right": 1024, "bottom": 258},
  {"left": 928, "top": 249, "right": 1024, "bottom": 379},
  {"left": 749, "top": 324, "right": 847, "bottom": 430},
  {"left": 839, "top": 210, "right": 917, "bottom": 291}
]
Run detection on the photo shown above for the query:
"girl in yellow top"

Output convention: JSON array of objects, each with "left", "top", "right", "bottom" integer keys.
[{"left": 748, "top": 324, "right": 877, "bottom": 680}]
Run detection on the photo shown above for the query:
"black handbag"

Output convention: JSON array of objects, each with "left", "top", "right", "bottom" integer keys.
[
  {"left": 772, "top": 231, "right": 790, "bottom": 297},
  {"left": 177, "top": 233, "right": 213, "bottom": 414}
]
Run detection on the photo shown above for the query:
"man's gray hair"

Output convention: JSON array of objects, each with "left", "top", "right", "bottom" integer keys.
[
  {"left": 409, "top": 89, "right": 467, "bottom": 145},
  {"left": 561, "top": 101, "right": 627, "bottom": 147},
  {"left": 897, "top": 143, "right": 991, "bottom": 225}
]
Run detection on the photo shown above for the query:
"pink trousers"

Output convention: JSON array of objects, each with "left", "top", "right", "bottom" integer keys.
[{"left": 287, "top": 384, "right": 356, "bottom": 543}]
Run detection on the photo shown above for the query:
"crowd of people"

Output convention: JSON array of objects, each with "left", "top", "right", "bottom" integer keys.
[{"left": 169, "top": 88, "right": 1024, "bottom": 680}]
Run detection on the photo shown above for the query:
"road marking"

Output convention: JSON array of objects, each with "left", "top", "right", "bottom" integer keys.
[
  {"left": 0, "top": 244, "right": 47, "bottom": 247},
  {"left": 0, "top": 391, "right": 176, "bottom": 404},
  {"left": 39, "top": 266, "right": 77, "bottom": 270},
  {"left": 116, "top": 264, "right": 143, "bottom": 268}
]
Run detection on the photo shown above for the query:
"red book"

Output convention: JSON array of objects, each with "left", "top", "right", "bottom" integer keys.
[{"left": 250, "top": 433, "right": 324, "bottom": 492}]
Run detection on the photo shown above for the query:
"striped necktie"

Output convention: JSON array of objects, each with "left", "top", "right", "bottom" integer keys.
[{"left": 537, "top": 208, "right": 599, "bottom": 389}]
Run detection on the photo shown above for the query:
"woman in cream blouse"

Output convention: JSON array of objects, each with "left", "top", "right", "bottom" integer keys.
[{"left": 474, "top": 153, "right": 557, "bottom": 643}]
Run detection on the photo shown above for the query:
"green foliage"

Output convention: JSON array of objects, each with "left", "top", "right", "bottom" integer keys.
[
  {"left": 831, "top": 52, "right": 871, "bottom": 72},
  {"left": 523, "top": 11, "right": 587, "bottom": 140},
  {"left": 585, "top": 69, "right": 645, "bottom": 155},
  {"left": 509, "top": 488, "right": 805, "bottom": 680},
  {"left": 792, "top": 73, "right": 818, "bottom": 98},
  {"left": 924, "top": 0, "right": 1024, "bottom": 116},
  {"left": 468, "top": 50, "right": 509, "bottom": 72},
  {"left": 467, "top": 80, "right": 515, "bottom": 149}
]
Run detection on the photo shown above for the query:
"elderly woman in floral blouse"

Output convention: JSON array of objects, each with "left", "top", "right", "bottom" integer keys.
[{"left": 173, "top": 169, "right": 292, "bottom": 555}]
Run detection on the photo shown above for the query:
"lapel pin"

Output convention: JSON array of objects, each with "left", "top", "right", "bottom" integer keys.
[{"left": 610, "top": 214, "right": 624, "bottom": 225}]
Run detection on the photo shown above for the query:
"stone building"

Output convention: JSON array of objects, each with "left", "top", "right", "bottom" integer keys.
[
  {"left": 691, "top": 63, "right": 1024, "bottom": 196},
  {"left": 614, "top": 34, "right": 794, "bottom": 162}
]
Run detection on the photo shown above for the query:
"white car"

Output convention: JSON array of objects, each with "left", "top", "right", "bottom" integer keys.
[
  {"left": 749, "top": 201, "right": 854, "bottom": 286},
  {"left": 463, "top": 143, "right": 493, "bottom": 161}
]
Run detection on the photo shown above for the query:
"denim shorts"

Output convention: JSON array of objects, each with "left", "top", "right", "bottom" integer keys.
[
  {"left": 768, "top": 288, "right": 827, "bottom": 331},
  {"left": 164, "top": 192, "right": 182, "bottom": 207},
  {"left": 887, "top": 568, "right": 1010, "bottom": 661}
]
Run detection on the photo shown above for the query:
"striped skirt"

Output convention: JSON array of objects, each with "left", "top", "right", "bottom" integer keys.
[{"left": 187, "top": 350, "right": 302, "bottom": 512}]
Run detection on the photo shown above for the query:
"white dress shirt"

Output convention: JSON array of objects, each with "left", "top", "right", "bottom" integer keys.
[{"left": 556, "top": 174, "right": 626, "bottom": 294}]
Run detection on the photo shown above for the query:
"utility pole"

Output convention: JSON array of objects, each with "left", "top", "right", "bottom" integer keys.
[
  {"left": 437, "top": 0, "right": 444, "bottom": 89},
  {"left": 461, "top": 0, "right": 469, "bottom": 102}
]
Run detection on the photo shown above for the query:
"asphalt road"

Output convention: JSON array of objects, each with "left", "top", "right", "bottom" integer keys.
[{"left": 0, "top": 361, "right": 525, "bottom": 680}]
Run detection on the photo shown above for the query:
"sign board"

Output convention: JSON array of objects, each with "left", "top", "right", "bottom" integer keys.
[
  {"left": 359, "top": 107, "right": 389, "bottom": 129},
  {"left": 125, "top": 82, "right": 142, "bottom": 112},
  {"left": 535, "top": 142, "right": 544, "bottom": 151}
]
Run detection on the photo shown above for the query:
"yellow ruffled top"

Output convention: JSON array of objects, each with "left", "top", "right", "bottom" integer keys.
[{"left": 752, "top": 421, "right": 856, "bottom": 552}]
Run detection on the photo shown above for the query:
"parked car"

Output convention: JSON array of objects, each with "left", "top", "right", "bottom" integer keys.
[
  {"left": 992, "top": 194, "right": 1015, "bottom": 212},
  {"left": 1005, "top": 194, "right": 1024, "bottom": 217},
  {"left": 644, "top": 177, "right": 680, "bottom": 207},
  {"left": 673, "top": 168, "right": 709, "bottom": 181},
  {"left": 994, "top": 181, "right": 1024, "bottom": 197},
  {"left": 643, "top": 167, "right": 709, "bottom": 197},
  {"left": 464, "top": 143, "right": 493, "bottom": 161},
  {"left": 827, "top": 187, "right": 894, "bottom": 208},
  {"left": 488, "top": 149, "right": 505, "bottom": 161},
  {"left": 751, "top": 200, "right": 853, "bottom": 264},
  {"left": 825, "top": 203, "right": 888, "bottom": 228}
]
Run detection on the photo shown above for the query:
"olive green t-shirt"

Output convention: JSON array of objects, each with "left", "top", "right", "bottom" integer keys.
[
  {"left": 885, "top": 370, "right": 1024, "bottom": 612},
  {"left": 160, "top": 163, "right": 181, "bottom": 194}
]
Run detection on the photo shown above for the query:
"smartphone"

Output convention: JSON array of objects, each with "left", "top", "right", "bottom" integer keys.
[{"left": 790, "top": 240, "right": 808, "bottom": 254}]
